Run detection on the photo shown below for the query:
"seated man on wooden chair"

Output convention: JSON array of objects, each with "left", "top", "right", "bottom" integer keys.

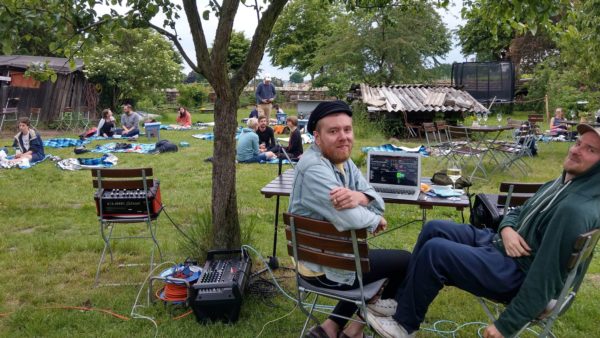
[
  {"left": 289, "top": 100, "right": 411, "bottom": 338},
  {"left": 367, "top": 124, "right": 600, "bottom": 338}
]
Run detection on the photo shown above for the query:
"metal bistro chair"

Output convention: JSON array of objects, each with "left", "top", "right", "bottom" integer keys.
[
  {"left": 54, "top": 107, "right": 73, "bottom": 131},
  {"left": 92, "top": 168, "right": 163, "bottom": 287},
  {"left": 29, "top": 107, "right": 41, "bottom": 128},
  {"left": 447, "top": 125, "right": 488, "bottom": 180},
  {"left": 284, "top": 213, "right": 387, "bottom": 337},
  {"left": 477, "top": 228, "right": 600, "bottom": 337}
]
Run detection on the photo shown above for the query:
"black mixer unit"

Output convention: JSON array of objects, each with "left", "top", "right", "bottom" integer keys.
[
  {"left": 189, "top": 249, "right": 252, "bottom": 323},
  {"left": 94, "top": 181, "right": 162, "bottom": 218}
]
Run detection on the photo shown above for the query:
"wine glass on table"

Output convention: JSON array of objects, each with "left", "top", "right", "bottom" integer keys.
[
  {"left": 447, "top": 161, "right": 462, "bottom": 200},
  {"left": 569, "top": 110, "right": 576, "bottom": 121},
  {"left": 476, "top": 113, "right": 482, "bottom": 126},
  {"left": 497, "top": 112, "right": 503, "bottom": 126},
  {"left": 482, "top": 112, "right": 489, "bottom": 126}
]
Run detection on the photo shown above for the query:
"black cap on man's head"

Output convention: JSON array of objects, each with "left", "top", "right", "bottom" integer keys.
[{"left": 307, "top": 100, "right": 353, "bottom": 135}]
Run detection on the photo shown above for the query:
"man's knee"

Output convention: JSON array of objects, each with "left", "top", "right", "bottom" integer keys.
[{"left": 421, "top": 220, "right": 454, "bottom": 238}]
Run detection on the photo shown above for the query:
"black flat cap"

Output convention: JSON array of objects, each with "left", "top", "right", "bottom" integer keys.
[{"left": 307, "top": 100, "right": 353, "bottom": 135}]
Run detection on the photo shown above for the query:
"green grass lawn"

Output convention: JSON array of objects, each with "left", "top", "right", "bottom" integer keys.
[{"left": 0, "top": 109, "right": 598, "bottom": 337}]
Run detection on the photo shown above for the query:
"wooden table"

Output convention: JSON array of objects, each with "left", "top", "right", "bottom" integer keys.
[{"left": 261, "top": 169, "right": 470, "bottom": 258}]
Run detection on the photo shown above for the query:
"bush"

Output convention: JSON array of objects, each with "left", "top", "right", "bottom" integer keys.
[{"left": 176, "top": 83, "right": 211, "bottom": 108}]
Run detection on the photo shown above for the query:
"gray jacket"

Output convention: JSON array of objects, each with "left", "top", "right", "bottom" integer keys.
[{"left": 288, "top": 144, "right": 384, "bottom": 284}]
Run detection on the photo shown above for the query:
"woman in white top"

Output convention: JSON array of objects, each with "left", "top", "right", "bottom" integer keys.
[{"left": 96, "top": 108, "right": 115, "bottom": 137}]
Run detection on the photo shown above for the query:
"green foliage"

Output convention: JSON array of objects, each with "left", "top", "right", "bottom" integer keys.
[
  {"left": 176, "top": 83, "right": 211, "bottom": 109},
  {"left": 289, "top": 72, "right": 304, "bottom": 83},
  {"left": 226, "top": 31, "right": 251, "bottom": 73},
  {"left": 23, "top": 61, "right": 58, "bottom": 83},
  {"left": 83, "top": 28, "right": 183, "bottom": 109}
]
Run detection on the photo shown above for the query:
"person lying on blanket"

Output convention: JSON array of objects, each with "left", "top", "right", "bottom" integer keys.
[{"left": 11, "top": 117, "right": 45, "bottom": 164}]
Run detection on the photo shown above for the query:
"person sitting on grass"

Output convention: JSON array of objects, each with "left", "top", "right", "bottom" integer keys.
[
  {"left": 11, "top": 117, "right": 45, "bottom": 163},
  {"left": 236, "top": 118, "right": 276, "bottom": 163},
  {"left": 96, "top": 108, "right": 115, "bottom": 137},
  {"left": 256, "top": 115, "right": 276, "bottom": 151},
  {"left": 271, "top": 115, "right": 304, "bottom": 160},
  {"left": 116, "top": 103, "right": 140, "bottom": 137},
  {"left": 176, "top": 106, "right": 192, "bottom": 127}
]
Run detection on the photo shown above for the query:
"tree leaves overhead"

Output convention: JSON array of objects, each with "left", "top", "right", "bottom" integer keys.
[{"left": 269, "top": 0, "right": 451, "bottom": 96}]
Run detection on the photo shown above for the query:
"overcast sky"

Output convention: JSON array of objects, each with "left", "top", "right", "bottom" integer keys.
[{"left": 141, "top": 1, "right": 468, "bottom": 80}]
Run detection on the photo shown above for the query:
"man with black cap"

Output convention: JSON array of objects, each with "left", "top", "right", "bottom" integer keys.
[
  {"left": 288, "top": 100, "right": 411, "bottom": 338},
  {"left": 367, "top": 124, "right": 600, "bottom": 338}
]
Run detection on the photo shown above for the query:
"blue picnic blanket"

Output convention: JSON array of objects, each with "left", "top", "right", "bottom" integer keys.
[
  {"left": 43, "top": 138, "right": 90, "bottom": 148},
  {"left": 90, "top": 142, "right": 156, "bottom": 154},
  {"left": 57, "top": 154, "right": 118, "bottom": 170},
  {"left": 361, "top": 144, "right": 429, "bottom": 156}
]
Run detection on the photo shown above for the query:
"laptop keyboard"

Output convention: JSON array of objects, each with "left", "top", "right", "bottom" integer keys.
[{"left": 375, "top": 187, "right": 417, "bottom": 195}]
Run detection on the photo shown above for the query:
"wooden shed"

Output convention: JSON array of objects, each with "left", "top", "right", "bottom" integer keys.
[{"left": 0, "top": 55, "right": 98, "bottom": 124}]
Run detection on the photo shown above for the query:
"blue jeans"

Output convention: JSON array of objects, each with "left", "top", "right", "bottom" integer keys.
[
  {"left": 238, "top": 152, "right": 268, "bottom": 163},
  {"left": 393, "top": 220, "right": 525, "bottom": 333},
  {"left": 115, "top": 128, "right": 139, "bottom": 137}
]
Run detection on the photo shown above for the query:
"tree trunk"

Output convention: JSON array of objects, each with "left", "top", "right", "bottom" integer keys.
[{"left": 211, "top": 91, "right": 241, "bottom": 250}]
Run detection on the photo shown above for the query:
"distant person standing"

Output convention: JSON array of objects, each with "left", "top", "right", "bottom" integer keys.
[
  {"left": 117, "top": 103, "right": 140, "bottom": 137},
  {"left": 255, "top": 74, "right": 276, "bottom": 121}
]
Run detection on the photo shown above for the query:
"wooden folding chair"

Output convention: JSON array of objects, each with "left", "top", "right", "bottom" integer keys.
[
  {"left": 92, "top": 168, "right": 163, "bottom": 287},
  {"left": 478, "top": 228, "right": 600, "bottom": 337},
  {"left": 284, "top": 213, "right": 386, "bottom": 337}
]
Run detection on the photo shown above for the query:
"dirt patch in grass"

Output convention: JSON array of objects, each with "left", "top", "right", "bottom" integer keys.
[{"left": 587, "top": 273, "right": 600, "bottom": 287}]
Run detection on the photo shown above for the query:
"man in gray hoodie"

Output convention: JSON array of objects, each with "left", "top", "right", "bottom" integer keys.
[{"left": 368, "top": 123, "right": 600, "bottom": 338}]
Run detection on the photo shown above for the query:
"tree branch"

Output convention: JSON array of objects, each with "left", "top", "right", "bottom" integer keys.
[
  {"left": 211, "top": 0, "right": 240, "bottom": 87},
  {"left": 147, "top": 22, "right": 200, "bottom": 74},
  {"left": 182, "top": 0, "right": 212, "bottom": 81}
]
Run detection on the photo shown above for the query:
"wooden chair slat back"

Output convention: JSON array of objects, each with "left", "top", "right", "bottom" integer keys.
[
  {"left": 568, "top": 229, "right": 600, "bottom": 270},
  {"left": 92, "top": 179, "right": 155, "bottom": 190},
  {"left": 284, "top": 213, "right": 370, "bottom": 272},
  {"left": 92, "top": 168, "right": 153, "bottom": 178},
  {"left": 498, "top": 182, "right": 543, "bottom": 207}
]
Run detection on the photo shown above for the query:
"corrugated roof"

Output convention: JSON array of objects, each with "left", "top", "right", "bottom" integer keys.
[
  {"left": 0, "top": 55, "right": 84, "bottom": 74},
  {"left": 359, "top": 84, "right": 488, "bottom": 114}
]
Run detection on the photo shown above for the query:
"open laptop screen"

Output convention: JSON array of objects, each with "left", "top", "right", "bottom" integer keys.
[{"left": 368, "top": 153, "right": 419, "bottom": 187}]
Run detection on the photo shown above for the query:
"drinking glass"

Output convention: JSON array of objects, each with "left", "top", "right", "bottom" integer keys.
[
  {"left": 446, "top": 161, "right": 462, "bottom": 201},
  {"left": 569, "top": 110, "right": 576, "bottom": 120},
  {"left": 447, "top": 161, "right": 462, "bottom": 190},
  {"left": 476, "top": 113, "right": 482, "bottom": 126},
  {"left": 497, "top": 112, "right": 503, "bottom": 126},
  {"left": 482, "top": 113, "right": 489, "bottom": 126}
]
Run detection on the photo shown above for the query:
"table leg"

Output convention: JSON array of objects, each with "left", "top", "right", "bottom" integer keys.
[{"left": 272, "top": 195, "right": 280, "bottom": 258}]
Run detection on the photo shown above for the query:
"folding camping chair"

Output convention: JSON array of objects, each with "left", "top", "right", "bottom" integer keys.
[
  {"left": 0, "top": 97, "right": 20, "bottom": 132},
  {"left": 92, "top": 168, "right": 163, "bottom": 287},
  {"left": 284, "top": 213, "right": 387, "bottom": 337},
  {"left": 477, "top": 228, "right": 600, "bottom": 337},
  {"left": 447, "top": 125, "right": 488, "bottom": 180},
  {"left": 54, "top": 107, "right": 73, "bottom": 131}
]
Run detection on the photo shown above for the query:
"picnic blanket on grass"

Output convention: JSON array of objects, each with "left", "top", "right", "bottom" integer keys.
[
  {"left": 44, "top": 138, "right": 90, "bottom": 148},
  {"left": 0, "top": 154, "right": 51, "bottom": 169},
  {"left": 57, "top": 154, "right": 118, "bottom": 170},
  {"left": 361, "top": 144, "right": 429, "bottom": 156},
  {"left": 90, "top": 142, "right": 155, "bottom": 154}
]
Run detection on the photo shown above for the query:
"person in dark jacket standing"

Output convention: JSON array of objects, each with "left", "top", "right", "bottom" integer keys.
[
  {"left": 367, "top": 124, "right": 600, "bottom": 338},
  {"left": 12, "top": 117, "right": 45, "bottom": 162},
  {"left": 255, "top": 74, "right": 276, "bottom": 121}
]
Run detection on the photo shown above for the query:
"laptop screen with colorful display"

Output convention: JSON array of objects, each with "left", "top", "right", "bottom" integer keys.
[{"left": 367, "top": 151, "right": 421, "bottom": 200}]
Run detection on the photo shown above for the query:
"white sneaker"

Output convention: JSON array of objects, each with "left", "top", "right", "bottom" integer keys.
[
  {"left": 367, "top": 298, "right": 398, "bottom": 317},
  {"left": 366, "top": 312, "right": 415, "bottom": 338}
]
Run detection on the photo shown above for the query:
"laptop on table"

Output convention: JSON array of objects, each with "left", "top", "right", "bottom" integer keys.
[{"left": 367, "top": 151, "right": 422, "bottom": 201}]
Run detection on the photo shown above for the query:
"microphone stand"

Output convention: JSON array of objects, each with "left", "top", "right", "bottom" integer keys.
[{"left": 253, "top": 136, "right": 296, "bottom": 278}]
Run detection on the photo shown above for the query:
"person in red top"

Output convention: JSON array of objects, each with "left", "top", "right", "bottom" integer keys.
[{"left": 176, "top": 106, "right": 192, "bottom": 127}]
